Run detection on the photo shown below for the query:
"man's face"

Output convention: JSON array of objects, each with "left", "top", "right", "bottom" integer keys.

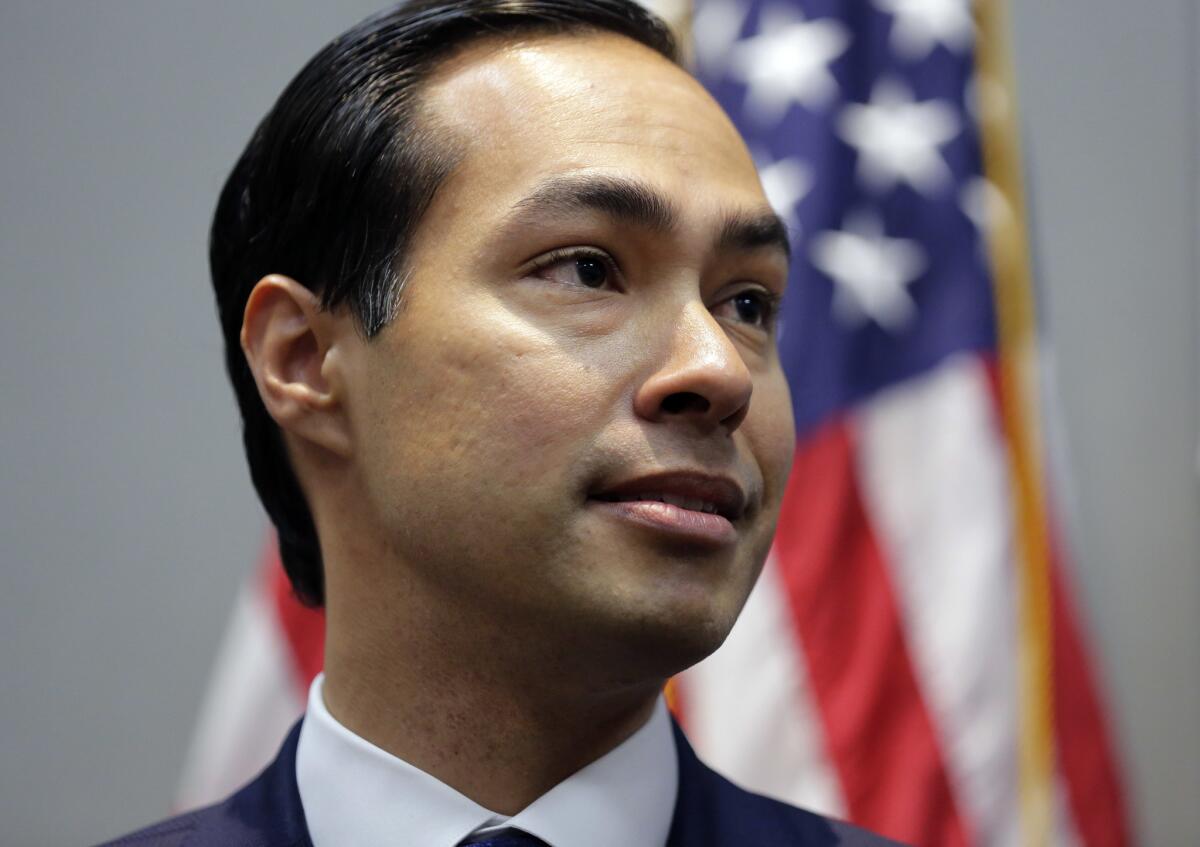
[{"left": 339, "top": 32, "right": 795, "bottom": 676}]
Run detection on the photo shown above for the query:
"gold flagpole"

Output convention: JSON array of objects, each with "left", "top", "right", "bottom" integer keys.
[{"left": 974, "top": 1, "right": 1055, "bottom": 844}]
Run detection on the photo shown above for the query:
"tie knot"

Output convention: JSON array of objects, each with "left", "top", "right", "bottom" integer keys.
[{"left": 458, "top": 828, "right": 549, "bottom": 847}]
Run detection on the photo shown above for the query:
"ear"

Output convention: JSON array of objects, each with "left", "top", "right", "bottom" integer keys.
[{"left": 240, "top": 275, "right": 353, "bottom": 458}]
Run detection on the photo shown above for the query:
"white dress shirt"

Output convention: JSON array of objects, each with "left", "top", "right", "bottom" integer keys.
[{"left": 295, "top": 674, "right": 679, "bottom": 847}]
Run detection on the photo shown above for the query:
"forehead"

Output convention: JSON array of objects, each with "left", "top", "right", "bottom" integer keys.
[{"left": 417, "top": 32, "right": 767, "bottom": 225}]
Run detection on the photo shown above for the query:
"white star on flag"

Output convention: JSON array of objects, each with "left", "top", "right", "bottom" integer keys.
[
  {"left": 872, "top": 0, "right": 975, "bottom": 60},
  {"left": 965, "top": 72, "right": 1010, "bottom": 126},
  {"left": 959, "top": 176, "right": 1011, "bottom": 234},
  {"left": 692, "top": 0, "right": 749, "bottom": 75},
  {"left": 837, "top": 78, "right": 961, "bottom": 196},
  {"left": 810, "top": 211, "right": 927, "bottom": 331},
  {"left": 756, "top": 153, "right": 813, "bottom": 234},
  {"left": 727, "top": 5, "right": 851, "bottom": 125},
  {"left": 959, "top": 176, "right": 1012, "bottom": 263}
]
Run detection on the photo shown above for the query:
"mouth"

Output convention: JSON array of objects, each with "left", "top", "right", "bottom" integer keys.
[{"left": 587, "top": 471, "right": 747, "bottom": 547}]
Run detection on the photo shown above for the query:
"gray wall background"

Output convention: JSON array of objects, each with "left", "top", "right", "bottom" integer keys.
[{"left": 1, "top": 2, "right": 1196, "bottom": 845}]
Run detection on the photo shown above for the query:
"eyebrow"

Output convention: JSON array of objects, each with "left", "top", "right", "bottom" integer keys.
[
  {"left": 509, "top": 174, "right": 677, "bottom": 232},
  {"left": 504, "top": 174, "right": 791, "bottom": 259},
  {"left": 717, "top": 209, "right": 792, "bottom": 260}
]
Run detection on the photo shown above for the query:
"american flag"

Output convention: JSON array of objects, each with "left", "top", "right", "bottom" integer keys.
[
  {"left": 177, "top": 1, "right": 1131, "bottom": 845},
  {"left": 674, "top": 0, "right": 1131, "bottom": 844}
]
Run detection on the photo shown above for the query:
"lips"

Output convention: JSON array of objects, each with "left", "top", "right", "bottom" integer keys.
[
  {"left": 590, "top": 471, "right": 747, "bottom": 521},
  {"left": 588, "top": 471, "right": 748, "bottom": 546},
  {"left": 600, "top": 491, "right": 724, "bottom": 515}
]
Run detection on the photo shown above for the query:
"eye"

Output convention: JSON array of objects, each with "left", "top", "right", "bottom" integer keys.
[
  {"left": 714, "top": 288, "right": 781, "bottom": 330},
  {"left": 528, "top": 248, "right": 619, "bottom": 290}
]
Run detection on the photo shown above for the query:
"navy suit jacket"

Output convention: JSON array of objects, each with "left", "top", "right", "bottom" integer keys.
[{"left": 98, "top": 721, "right": 901, "bottom": 846}]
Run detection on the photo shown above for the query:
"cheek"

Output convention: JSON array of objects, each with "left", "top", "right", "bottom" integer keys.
[
  {"left": 455, "top": 341, "right": 610, "bottom": 473},
  {"left": 361, "top": 319, "right": 619, "bottom": 500},
  {"left": 352, "top": 316, "right": 635, "bottom": 595},
  {"left": 748, "top": 371, "right": 796, "bottom": 500}
]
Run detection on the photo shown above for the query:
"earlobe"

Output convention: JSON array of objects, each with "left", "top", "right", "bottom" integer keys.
[{"left": 241, "top": 275, "right": 353, "bottom": 458}]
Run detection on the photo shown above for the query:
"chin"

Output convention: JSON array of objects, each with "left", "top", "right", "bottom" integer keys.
[
  {"left": 523, "top": 529, "right": 770, "bottom": 685},
  {"left": 582, "top": 588, "right": 748, "bottom": 683}
]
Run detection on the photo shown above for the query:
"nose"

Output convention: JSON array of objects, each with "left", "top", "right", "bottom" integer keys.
[{"left": 633, "top": 300, "right": 754, "bottom": 435}]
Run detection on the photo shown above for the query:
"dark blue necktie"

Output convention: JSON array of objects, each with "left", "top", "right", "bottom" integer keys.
[{"left": 457, "top": 828, "right": 550, "bottom": 847}]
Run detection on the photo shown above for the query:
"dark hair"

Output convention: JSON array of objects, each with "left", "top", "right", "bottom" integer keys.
[{"left": 210, "top": 0, "right": 678, "bottom": 607}]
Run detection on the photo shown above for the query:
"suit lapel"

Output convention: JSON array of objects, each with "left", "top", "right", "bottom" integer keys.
[
  {"left": 665, "top": 720, "right": 717, "bottom": 847},
  {"left": 188, "top": 721, "right": 313, "bottom": 847},
  {"left": 664, "top": 720, "right": 900, "bottom": 847}
]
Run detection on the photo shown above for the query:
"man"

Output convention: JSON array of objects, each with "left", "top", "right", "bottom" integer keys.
[{"left": 102, "top": 1, "right": 896, "bottom": 844}]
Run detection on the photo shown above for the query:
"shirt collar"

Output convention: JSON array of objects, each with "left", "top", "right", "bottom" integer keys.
[{"left": 295, "top": 673, "right": 678, "bottom": 847}]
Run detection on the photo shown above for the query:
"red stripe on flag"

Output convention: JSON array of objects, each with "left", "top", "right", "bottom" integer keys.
[
  {"left": 773, "top": 421, "right": 970, "bottom": 846},
  {"left": 260, "top": 538, "right": 326, "bottom": 694},
  {"left": 1048, "top": 532, "right": 1134, "bottom": 847}
]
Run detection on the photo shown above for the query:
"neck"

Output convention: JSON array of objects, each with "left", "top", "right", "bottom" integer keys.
[{"left": 320, "top": 585, "right": 663, "bottom": 815}]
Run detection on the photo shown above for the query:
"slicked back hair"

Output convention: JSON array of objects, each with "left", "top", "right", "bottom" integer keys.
[{"left": 210, "top": 0, "right": 679, "bottom": 607}]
